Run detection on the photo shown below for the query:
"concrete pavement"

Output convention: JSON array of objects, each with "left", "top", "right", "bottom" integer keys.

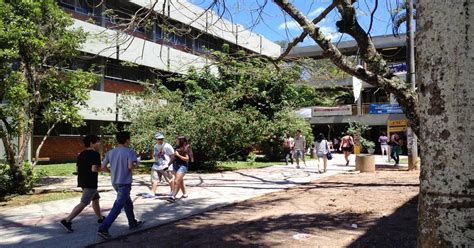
[{"left": 0, "top": 154, "right": 405, "bottom": 247}]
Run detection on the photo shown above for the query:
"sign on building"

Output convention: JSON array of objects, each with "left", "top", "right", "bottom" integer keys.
[
  {"left": 368, "top": 103, "right": 404, "bottom": 114},
  {"left": 312, "top": 105, "right": 352, "bottom": 117},
  {"left": 388, "top": 119, "right": 408, "bottom": 133}
]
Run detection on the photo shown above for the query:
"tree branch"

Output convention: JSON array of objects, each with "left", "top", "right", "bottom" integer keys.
[
  {"left": 32, "top": 121, "right": 58, "bottom": 167},
  {"left": 272, "top": 0, "right": 420, "bottom": 134},
  {"left": 276, "top": 1, "right": 337, "bottom": 61}
]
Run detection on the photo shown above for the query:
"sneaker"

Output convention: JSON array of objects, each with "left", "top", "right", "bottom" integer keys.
[
  {"left": 181, "top": 194, "right": 188, "bottom": 198},
  {"left": 129, "top": 220, "right": 144, "bottom": 230},
  {"left": 167, "top": 196, "right": 176, "bottom": 203},
  {"left": 141, "top": 193, "right": 154, "bottom": 198},
  {"left": 97, "top": 216, "right": 106, "bottom": 224},
  {"left": 97, "top": 229, "right": 111, "bottom": 240},
  {"left": 60, "top": 220, "right": 73, "bottom": 233}
]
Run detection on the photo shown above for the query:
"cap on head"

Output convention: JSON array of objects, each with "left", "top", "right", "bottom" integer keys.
[{"left": 155, "top": 132, "right": 165, "bottom": 140}]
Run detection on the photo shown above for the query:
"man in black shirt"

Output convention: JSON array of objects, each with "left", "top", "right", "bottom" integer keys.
[{"left": 60, "top": 135, "right": 105, "bottom": 233}]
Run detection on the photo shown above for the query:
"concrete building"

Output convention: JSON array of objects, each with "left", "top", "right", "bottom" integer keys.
[
  {"left": 289, "top": 34, "right": 410, "bottom": 154},
  {"left": 22, "top": 0, "right": 281, "bottom": 162}
]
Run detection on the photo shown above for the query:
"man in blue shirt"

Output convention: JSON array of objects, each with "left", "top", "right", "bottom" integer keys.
[{"left": 97, "top": 132, "right": 143, "bottom": 239}]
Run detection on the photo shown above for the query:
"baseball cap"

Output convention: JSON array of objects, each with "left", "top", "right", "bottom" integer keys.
[{"left": 155, "top": 132, "right": 165, "bottom": 139}]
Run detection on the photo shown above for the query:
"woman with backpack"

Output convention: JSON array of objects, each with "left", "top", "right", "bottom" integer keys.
[
  {"left": 340, "top": 133, "right": 354, "bottom": 166},
  {"left": 313, "top": 133, "right": 330, "bottom": 173}
]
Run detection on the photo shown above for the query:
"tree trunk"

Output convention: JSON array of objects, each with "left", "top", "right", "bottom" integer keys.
[
  {"left": 417, "top": 1, "right": 473, "bottom": 246},
  {"left": 32, "top": 122, "right": 58, "bottom": 167}
]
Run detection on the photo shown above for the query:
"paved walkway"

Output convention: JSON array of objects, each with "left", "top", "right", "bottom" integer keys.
[{"left": 0, "top": 154, "right": 405, "bottom": 247}]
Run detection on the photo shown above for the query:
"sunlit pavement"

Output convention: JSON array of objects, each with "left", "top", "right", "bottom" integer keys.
[{"left": 0, "top": 153, "right": 406, "bottom": 247}]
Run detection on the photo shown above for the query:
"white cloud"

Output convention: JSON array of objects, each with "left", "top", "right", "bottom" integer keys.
[
  {"left": 278, "top": 20, "right": 302, "bottom": 31},
  {"left": 318, "top": 26, "right": 341, "bottom": 41},
  {"left": 308, "top": 7, "right": 325, "bottom": 18}
]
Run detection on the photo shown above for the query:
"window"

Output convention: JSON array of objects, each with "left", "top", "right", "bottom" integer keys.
[
  {"left": 57, "top": 0, "right": 75, "bottom": 10},
  {"left": 154, "top": 24, "right": 163, "bottom": 40},
  {"left": 168, "top": 33, "right": 186, "bottom": 46}
]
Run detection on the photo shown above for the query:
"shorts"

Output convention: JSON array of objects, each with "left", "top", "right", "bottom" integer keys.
[
  {"left": 342, "top": 147, "right": 353, "bottom": 152},
  {"left": 151, "top": 169, "right": 173, "bottom": 183},
  {"left": 80, "top": 188, "right": 100, "bottom": 205},
  {"left": 294, "top": 150, "right": 305, "bottom": 159},
  {"left": 173, "top": 164, "right": 188, "bottom": 174},
  {"left": 381, "top": 145, "right": 389, "bottom": 152}
]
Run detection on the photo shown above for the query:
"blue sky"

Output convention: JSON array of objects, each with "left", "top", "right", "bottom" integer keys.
[{"left": 190, "top": 0, "right": 407, "bottom": 46}]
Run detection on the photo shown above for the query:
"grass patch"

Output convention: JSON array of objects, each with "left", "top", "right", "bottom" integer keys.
[
  {"left": 400, "top": 157, "right": 408, "bottom": 164},
  {"left": 35, "top": 163, "right": 76, "bottom": 176},
  {"left": 215, "top": 161, "right": 279, "bottom": 172},
  {"left": 0, "top": 192, "right": 81, "bottom": 208}
]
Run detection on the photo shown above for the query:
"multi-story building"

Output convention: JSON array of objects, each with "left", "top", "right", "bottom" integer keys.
[
  {"left": 289, "top": 34, "right": 409, "bottom": 154},
  {"left": 25, "top": 0, "right": 281, "bottom": 162}
]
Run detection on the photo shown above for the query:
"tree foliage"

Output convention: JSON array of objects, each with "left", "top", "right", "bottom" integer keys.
[
  {"left": 121, "top": 52, "right": 321, "bottom": 168},
  {"left": 0, "top": 1, "right": 97, "bottom": 194}
]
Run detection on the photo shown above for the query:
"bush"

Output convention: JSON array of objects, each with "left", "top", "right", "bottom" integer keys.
[{"left": 0, "top": 162, "right": 42, "bottom": 197}]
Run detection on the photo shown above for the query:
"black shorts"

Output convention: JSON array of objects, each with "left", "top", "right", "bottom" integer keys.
[{"left": 342, "top": 147, "right": 353, "bottom": 152}]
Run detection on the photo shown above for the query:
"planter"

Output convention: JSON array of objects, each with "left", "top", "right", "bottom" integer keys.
[
  {"left": 367, "top": 148, "right": 375, "bottom": 154},
  {"left": 355, "top": 154, "right": 375, "bottom": 172}
]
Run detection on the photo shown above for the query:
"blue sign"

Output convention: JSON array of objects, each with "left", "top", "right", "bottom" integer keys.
[
  {"left": 369, "top": 104, "right": 403, "bottom": 114},
  {"left": 388, "top": 63, "right": 407, "bottom": 73}
]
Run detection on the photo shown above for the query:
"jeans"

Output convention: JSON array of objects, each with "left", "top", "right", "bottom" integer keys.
[
  {"left": 390, "top": 147, "right": 400, "bottom": 164},
  {"left": 284, "top": 149, "right": 293, "bottom": 165},
  {"left": 98, "top": 184, "right": 136, "bottom": 231}
]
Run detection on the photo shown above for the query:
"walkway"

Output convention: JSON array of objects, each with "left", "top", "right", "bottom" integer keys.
[{"left": 0, "top": 154, "right": 404, "bottom": 247}]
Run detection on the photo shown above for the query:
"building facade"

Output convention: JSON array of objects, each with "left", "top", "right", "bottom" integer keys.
[
  {"left": 289, "top": 34, "right": 410, "bottom": 155},
  {"left": 24, "top": 0, "right": 281, "bottom": 162}
]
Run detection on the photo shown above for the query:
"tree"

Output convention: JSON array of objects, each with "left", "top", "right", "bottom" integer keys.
[
  {"left": 0, "top": 1, "right": 97, "bottom": 194},
  {"left": 416, "top": 1, "right": 473, "bottom": 246}
]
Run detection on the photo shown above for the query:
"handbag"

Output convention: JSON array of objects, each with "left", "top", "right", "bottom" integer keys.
[{"left": 325, "top": 141, "right": 333, "bottom": 160}]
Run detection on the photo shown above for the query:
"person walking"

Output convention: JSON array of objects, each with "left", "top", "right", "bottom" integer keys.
[
  {"left": 378, "top": 132, "right": 390, "bottom": 161},
  {"left": 97, "top": 131, "right": 143, "bottom": 239},
  {"left": 293, "top": 130, "right": 306, "bottom": 168},
  {"left": 60, "top": 135, "right": 105, "bottom": 233},
  {"left": 147, "top": 132, "right": 174, "bottom": 198},
  {"left": 283, "top": 133, "right": 294, "bottom": 165},
  {"left": 340, "top": 133, "right": 354, "bottom": 166},
  {"left": 390, "top": 133, "right": 402, "bottom": 166},
  {"left": 314, "top": 133, "right": 330, "bottom": 173},
  {"left": 167, "top": 136, "right": 190, "bottom": 203}
]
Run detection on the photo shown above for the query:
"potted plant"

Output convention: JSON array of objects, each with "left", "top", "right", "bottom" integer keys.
[{"left": 361, "top": 138, "right": 376, "bottom": 154}]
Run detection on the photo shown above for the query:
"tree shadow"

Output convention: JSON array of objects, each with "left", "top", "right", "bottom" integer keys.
[{"left": 348, "top": 195, "right": 418, "bottom": 248}]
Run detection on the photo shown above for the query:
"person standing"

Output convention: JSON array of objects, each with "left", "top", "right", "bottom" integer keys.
[
  {"left": 293, "top": 130, "right": 306, "bottom": 168},
  {"left": 333, "top": 137, "right": 340, "bottom": 153},
  {"left": 340, "top": 133, "right": 354, "bottom": 166},
  {"left": 97, "top": 131, "right": 143, "bottom": 239},
  {"left": 378, "top": 132, "right": 390, "bottom": 161},
  {"left": 147, "top": 132, "right": 174, "bottom": 197},
  {"left": 390, "top": 133, "right": 402, "bottom": 166},
  {"left": 283, "top": 133, "right": 294, "bottom": 165},
  {"left": 60, "top": 135, "right": 105, "bottom": 233},
  {"left": 314, "top": 133, "right": 330, "bottom": 173},
  {"left": 167, "top": 136, "right": 190, "bottom": 203}
]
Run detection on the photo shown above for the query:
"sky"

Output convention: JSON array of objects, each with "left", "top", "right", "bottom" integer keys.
[{"left": 190, "top": 0, "right": 407, "bottom": 46}]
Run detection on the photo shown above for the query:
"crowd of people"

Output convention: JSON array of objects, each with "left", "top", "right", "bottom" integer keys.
[
  {"left": 282, "top": 130, "right": 404, "bottom": 171},
  {"left": 59, "top": 131, "right": 193, "bottom": 240}
]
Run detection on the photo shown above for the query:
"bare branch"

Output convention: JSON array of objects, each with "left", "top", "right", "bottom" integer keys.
[{"left": 276, "top": 1, "right": 337, "bottom": 62}]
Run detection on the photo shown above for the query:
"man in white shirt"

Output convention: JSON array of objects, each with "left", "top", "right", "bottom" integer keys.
[
  {"left": 293, "top": 130, "right": 307, "bottom": 168},
  {"left": 148, "top": 132, "right": 175, "bottom": 197}
]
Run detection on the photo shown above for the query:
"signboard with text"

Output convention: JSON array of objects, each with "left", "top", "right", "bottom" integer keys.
[
  {"left": 312, "top": 105, "right": 352, "bottom": 117},
  {"left": 369, "top": 104, "right": 404, "bottom": 114}
]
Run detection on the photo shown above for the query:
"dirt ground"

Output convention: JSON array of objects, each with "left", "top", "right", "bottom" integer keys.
[{"left": 92, "top": 166, "right": 420, "bottom": 248}]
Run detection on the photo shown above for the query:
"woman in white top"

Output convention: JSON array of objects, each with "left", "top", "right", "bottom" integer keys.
[{"left": 313, "top": 133, "right": 329, "bottom": 173}]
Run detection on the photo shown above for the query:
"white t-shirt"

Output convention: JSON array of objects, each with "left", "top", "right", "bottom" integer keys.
[
  {"left": 314, "top": 140, "right": 329, "bottom": 156},
  {"left": 152, "top": 143, "right": 174, "bottom": 170}
]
